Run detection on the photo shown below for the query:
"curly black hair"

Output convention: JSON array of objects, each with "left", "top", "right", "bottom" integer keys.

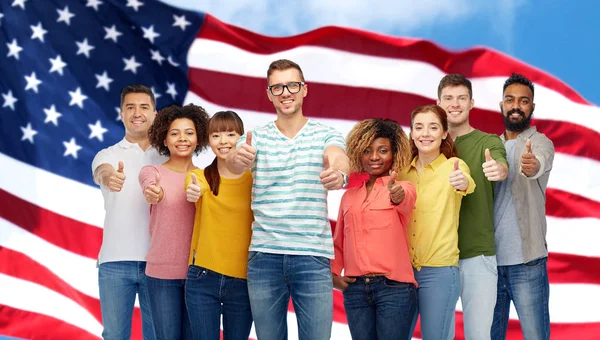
[
  {"left": 503, "top": 73, "right": 534, "bottom": 98},
  {"left": 148, "top": 104, "right": 210, "bottom": 156}
]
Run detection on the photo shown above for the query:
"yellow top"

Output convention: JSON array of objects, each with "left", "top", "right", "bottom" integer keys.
[
  {"left": 399, "top": 154, "right": 475, "bottom": 270},
  {"left": 185, "top": 169, "right": 253, "bottom": 279}
]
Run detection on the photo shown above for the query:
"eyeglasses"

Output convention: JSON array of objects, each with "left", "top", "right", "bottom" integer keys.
[{"left": 267, "top": 81, "right": 305, "bottom": 96}]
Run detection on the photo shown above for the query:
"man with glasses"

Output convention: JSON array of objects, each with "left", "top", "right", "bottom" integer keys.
[{"left": 227, "top": 59, "right": 350, "bottom": 340}]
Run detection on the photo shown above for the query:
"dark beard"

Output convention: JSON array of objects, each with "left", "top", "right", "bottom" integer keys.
[{"left": 502, "top": 108, "right": 533, "bottom": 132}]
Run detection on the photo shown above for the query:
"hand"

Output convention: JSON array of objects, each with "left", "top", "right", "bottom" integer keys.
[
  {"left": 387, "top": 171, "right": 405, "bottom": 204},
  {"left": 231, "top": 131, "right": 256, "bottom": 170},
  {"left": 107, "top": 161, "right": 126, "bottom": 192},
  {"left": 144, "top": 172, "right": 163, "bottom": 204},
  {"left": 186, "top": 173, "right": 205, "bottom": 202},
  {"left": 521, "top": 138, "right": 539, "bottom": 177},
  {"left": 332, "top": 274, "right": 356, "bottom": 291},
  {"left": 320, "top": 155, "right": 344, "bottom": 190},
  {"left": 449, "top": 159, "right": 469, "bottom": 191},
  {"left": 482, "top": 148, "right": 504, "bottom": 181}
]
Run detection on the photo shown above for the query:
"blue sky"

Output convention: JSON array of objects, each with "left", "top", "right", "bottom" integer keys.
[{"left": 166, "top": 0, "right": 600, "bottom": 106}]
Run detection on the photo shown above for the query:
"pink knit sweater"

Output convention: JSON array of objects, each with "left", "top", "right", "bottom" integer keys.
[{"left": 139, "top": 164, "right": 195, "bottom": 279}]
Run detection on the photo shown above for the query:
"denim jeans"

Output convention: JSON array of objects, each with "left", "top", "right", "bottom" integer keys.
[
  {"left": 247, "top": 252, "right": 333, "bottom": 340},
  {"left": 459, "top": 255, "right": 498, "bottom": 340},
  {"left": 409, "top": 266, "right": 460, "bottom": 340},
  {"left": 185, "top": 265, "right": 253, "bottom": 340},
  {"left": 343, "top": 276, "right": 417, "bottom": 340},
  {"left": 98, "top": 261, "right": 155, "bottom": 340},
  {"left": 491, "top": 257, "right": 550, "bottom": 340},
  {"left": 146, "top": 276, "right": 192, "bottom": 340}
]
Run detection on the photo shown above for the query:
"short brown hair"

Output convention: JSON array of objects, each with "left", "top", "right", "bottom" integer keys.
[
  {"left": 120, "top": 84, "right": 156, "bottom": 110},
  {"left": 267, "top": 59, "right": 305, "bottom": 84},
  {"left": 409, "top": 104, "right": 458, "bottom": 159},
  {"left": 437, "top": 74, "right": 473, "bottom": 100}
]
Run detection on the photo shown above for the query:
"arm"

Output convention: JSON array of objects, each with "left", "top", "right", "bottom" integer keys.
[
  {"left": 185, "top": 170, "right": 208, "bottom": 203},
  {"left": 93, "top": 162, "right": 126, "bottom": 192},
  {"left": 458, "top": 159, "right": 476, "bottom": 195},
  {"left": 485, "top": 135, "right": 509, "bottom": 181},
  {"left": 324, "top": 145, "right": 350, "bottom": 175},
  {"left": 226, "top": 131, "right": 256, "bottom": 175},
  {"left": 139, "top": 166, "right": 164, "bottom": 204},
  {"left": 331, "top": 195, "right": 356, "bottom": 290}
]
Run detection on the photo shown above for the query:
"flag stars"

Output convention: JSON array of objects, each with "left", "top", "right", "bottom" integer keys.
[
  {"left": 7, "top": 39, "right": 23, "bottom": 60},
  {"left": 173, "top": 14, "right": 191, "bottom": 31},
  {"left": 76, "top": 38, "right": 95, "bottom": 58},
  {"left": 21, "top": 123, "right": 38, "bottom": 143},
  {"left": 12, "top": 0, "right": 27, "bottom": 10},
  {"left": 2, "top": 90, "right": 18, "bottom": 111},
  {"left": 142, "top": 25, "right": 160, "bottom": 44},
  {"left": 115, "top": 107, "right": 121, "bottom": 121},
  {"left": 150, "top": 49, "right": 165, "bottom": 65},
  {"left": 44, "top": 105, "right": 62, "bottom": 126},
  {"left": 30, "top": 22, "right": 48, "bottom": 42},
  {"left": 68, "top": 87, "right": 88, "bottom": 108},
  {"left": 126, "top": 0, "right": 144, "bottom": 12},
  {"left": 86, "top": 0, "right": 103, "bottom": 11},
  {"left": 151, "top": 86, "right": 162, "bottom": 100},
  {"left": 63, "top": 137, "right": 82, "bottom": 159},
  {"left": 166, "top": 82, "right": 177, "bottom": 99},
  {"left": 49, "top": 55, "right": 68, "bottom": 75},
  {"left": 96, "top": 71, "right": 113, "bottom": 91},
  {"left": 123, "top": 56, "right": 142, "bottom": 74},
  {"left": 88, "top": 120, "right": 108, "bottom": 142},
  {"left": 104, "top": 25, "right": 122, "bottom": 43},
  {"left": 0, "top": 13, "right": 4, "bottom": 25},
  {"left": 24, "top": 72, "right": 43, "bottom": 93},
  {"left": 57, "top": 6, "right": 75, "bottom": 25}
]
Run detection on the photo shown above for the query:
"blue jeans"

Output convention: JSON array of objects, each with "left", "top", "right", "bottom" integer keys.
[
  {"left": 146, "top": 276, "right": 192, "bottom": 340},
  {"left": 459, "top": 255, "right": 498, "bottom": 340},
  {"left": 409, "top": 266, "right": 460, "bottom": 340},
  {"left": 185, "top": 265, "right": 253, "bottom": 340},
  {"left": 343, "top": 276, "right": 417, "bottom": 340},
  {"left": 491, "top": 257, "right": 550, "bottom": 340},
  {"left": 247, "top": 252, "right": 333, "bottom": 340},
  {"left": 98, "top": 261, "right": 155, "bottom": 340}
]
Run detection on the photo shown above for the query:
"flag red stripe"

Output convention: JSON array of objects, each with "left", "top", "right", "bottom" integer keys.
[
  {"left": 546, "top": 188, "right": 600, "bottom": 219},
  {"left": 188, "top": 67, "right": 600, "bottom": 162},
  {"left": 199, "top": 14, "right": 591, "bottom": 106},
  {"left": 548, "top": 252, "right": 600, "bottom": 284},
  {"left": 0, "top": 188, "right": 101, "bottom": 259},
  {"left": 0, "top": 305, "right": 97, "bottom": 340}
]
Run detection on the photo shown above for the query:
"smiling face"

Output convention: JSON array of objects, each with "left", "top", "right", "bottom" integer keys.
[
  {"left": 438, "top": 85, "right": 474, "bottom": 128},
  {"left": 120, "top": 92, "right": 156, "bottom": 140},
  {"left": 361, "top": 137, "right": 394, "bottom": 178},
  {"left": 209, "top": 130, "right": 241, "bottom": 160},
  {"left": 500, "top": 83, "right": 535, "bottom": 132},
  {"left": 266, "top": 68, "right": 307, "bottom": 117},
  {"left": 411, "top": 111, "right": 448, "bottom": 156},
  {"left": 164, "top": 118, "right": 197, "bottom": 158}
]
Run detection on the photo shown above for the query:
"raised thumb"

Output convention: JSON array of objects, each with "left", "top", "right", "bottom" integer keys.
[
  {"left": 454, "top": 159, "right": 459, "bottom": 171},
  {"left": 191, "top": 173, "right": 198, "bottom": 185},
  {"left": 485, "top": 148, "right": 492, "bottom": 162},
  {"left": 117, "top": 161, "right": 124, "bottom": 173},
  {"left": 246, "top": 131, "right": 252, "bottom": 146}
]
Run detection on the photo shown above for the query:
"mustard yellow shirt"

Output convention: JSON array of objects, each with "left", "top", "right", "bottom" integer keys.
[
  {"left": 185, "top": 169, "right": 253, "bottom": 279},
  {"left": 399, "top": 154, "right": 475, "bottom": 270}
]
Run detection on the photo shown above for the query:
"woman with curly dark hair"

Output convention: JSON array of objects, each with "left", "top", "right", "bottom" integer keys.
[
  {"left": 138, "top": 104, "right": 209, "bottom": 340},
  {"left": 399, "top": 105, "right": 475, "bottom": 340},
  {"left": 183, "top": 110, "right": 254, "bottom": 340},
  {"left": 331, "top": 118, "right": 418, "bottom": 339}
]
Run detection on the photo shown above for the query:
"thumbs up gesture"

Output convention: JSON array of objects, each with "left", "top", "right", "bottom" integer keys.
[
  {"left": 186, "top": 173, "right": 205, "bottom": 203},
  {"left": 144, "top": 172, "right": 163, "bottom": 204},
  {"left": 231, "top": 131, "right": 256, "bottom": 171},
  {"left": 387, "top": 171, "right": 405, "bottom": 204},
  {"left": 449, "top": 158, "right": 469, "bottom": 191},
  {"left": 320, "top": 154, "right": 344, "bottom": 190},
  {"left": 482, "top": 148, "right": 504, "bottom": 181},
  {"left": 520, "top": 138, "right": 538, "bottom": 177},
  {"left": 108, "top": 160, "right": 126, "bottom": 192}
]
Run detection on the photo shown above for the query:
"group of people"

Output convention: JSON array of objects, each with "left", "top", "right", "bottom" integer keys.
[{"left": 92, "top": 59, "right": 554, "bottom": 340}]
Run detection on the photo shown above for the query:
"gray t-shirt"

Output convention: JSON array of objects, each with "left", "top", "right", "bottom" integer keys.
[{"left": 494, "top": 139, "right": 524, "bottom": 266}]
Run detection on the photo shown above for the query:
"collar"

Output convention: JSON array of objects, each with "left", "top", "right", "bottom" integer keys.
[
  {"left": 408, "top": 153, "right": 448, "bottom": 172},
  {"left": 500, "top": 126, "right": 537, "bottom": 142}
]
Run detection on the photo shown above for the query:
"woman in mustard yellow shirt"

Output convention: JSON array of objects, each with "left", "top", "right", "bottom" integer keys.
[
  {"left": 183, "top": 111, "right": 254, "bottom": 340},
  {"left": 399, "top": 105, "right": 475, "bottom": 340}
]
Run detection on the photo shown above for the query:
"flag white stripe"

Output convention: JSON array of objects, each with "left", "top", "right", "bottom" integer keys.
[{"left": 187, "top": 39, "right": 600, "bottom": 133}]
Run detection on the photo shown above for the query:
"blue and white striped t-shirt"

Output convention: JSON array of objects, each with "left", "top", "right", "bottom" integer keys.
[{"left": 237, "top": 119, "right": 346, "bottom": 259}]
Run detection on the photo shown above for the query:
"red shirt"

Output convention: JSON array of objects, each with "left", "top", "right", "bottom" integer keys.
[{"left": 331, "top": 176, "right": 417, "bottom": 286}]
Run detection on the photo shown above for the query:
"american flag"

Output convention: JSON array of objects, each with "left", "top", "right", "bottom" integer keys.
[{"left": 1, "top": 0, "right": 598, "bottom": 339}]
